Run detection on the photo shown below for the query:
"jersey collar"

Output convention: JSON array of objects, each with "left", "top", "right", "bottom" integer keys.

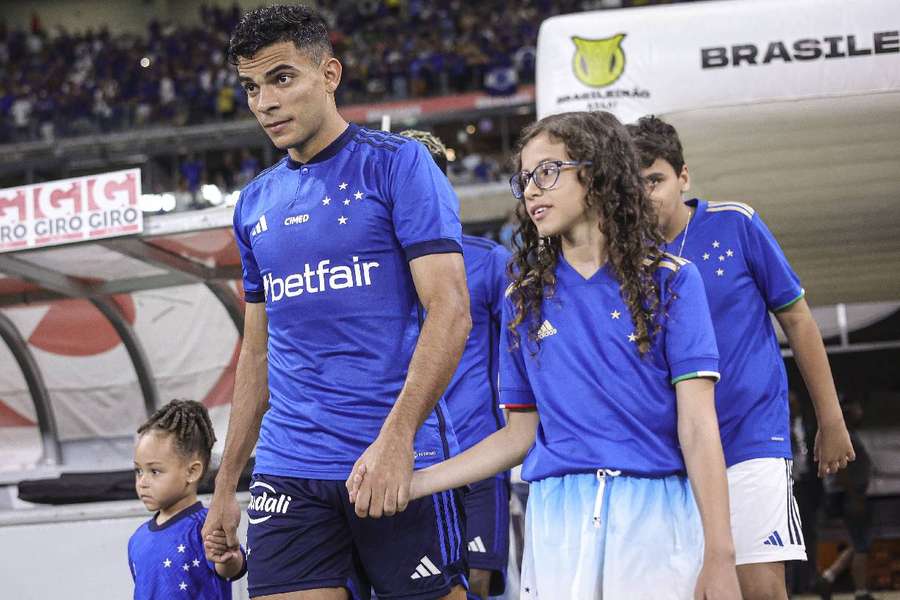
[{"left": 285, "top": 123, "right": 359, "bottom": 170}]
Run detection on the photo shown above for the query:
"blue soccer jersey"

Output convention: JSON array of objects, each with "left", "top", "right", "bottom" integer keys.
[
  {"left": 128, "top": 502, "right": 245, "bottom": 600},
  {"left": 499, "top": 255, "right": 720, "bottom": 481},
  {"left": 443, "top": 236, "right": 510, "bottom": 451},
  {"left": 233, "top": 125, "right": 462, "bottom": 479},
  {"left": 667, "top": 199, "right": 804, "bottom": 467}
]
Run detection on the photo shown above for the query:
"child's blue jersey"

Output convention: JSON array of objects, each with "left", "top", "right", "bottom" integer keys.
[
  {"left": 128, "top": 502, "right": 245, "bottom": 600},
  {"left": 667, "top": 199, "right": 804, "bottom": 467},
  {"left": 233, "top": 124, "right": 463, "bottom": 479},
  {"left": 499, "top": 255, "right": 720, "bottom": 481},
  {"left": 443, "top": 236, "right": 510, "bottom": 451}
]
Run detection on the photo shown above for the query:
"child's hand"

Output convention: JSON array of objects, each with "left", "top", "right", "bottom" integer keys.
[{"left": 203, "top": 530, "right": 241, "bottom": 564}]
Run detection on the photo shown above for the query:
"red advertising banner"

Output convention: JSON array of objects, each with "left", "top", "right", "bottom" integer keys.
[{"left": 0, "top": 168, "right": 142, "bottom": 253}]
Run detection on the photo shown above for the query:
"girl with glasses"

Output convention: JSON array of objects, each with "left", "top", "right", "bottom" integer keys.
[{"left": 349, "top": 111, "right": 740, "bottom": 599}]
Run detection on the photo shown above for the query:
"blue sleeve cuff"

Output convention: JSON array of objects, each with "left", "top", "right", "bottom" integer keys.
[
  {"left": 669, "top": 357, "right": 720, "bottom": 385},
  {"left": 404, "top": 238, "right": 463, "bottom": 261},
  {"left": 244, "top": 290, "right": 265, "bottom": 303},
  {"left": 499, "top": 389, "right": 536, "bottom": 410},
  {"left": 772, "top": 289, "right": 805, "bottom": 313}
]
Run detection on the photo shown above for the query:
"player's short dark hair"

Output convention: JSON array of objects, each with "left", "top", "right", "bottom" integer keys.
[
  {"left": 228, "top": 4, "right": 333, "bottom": 66},
  {"left": 138, "top": 399, "right": 217, "bottom": 477},
  {"left": 399, "top": 129, "right": 448, "bottom": 175},
  {"left": 626, "top": 115, "right": 685, "bottom": 174}
]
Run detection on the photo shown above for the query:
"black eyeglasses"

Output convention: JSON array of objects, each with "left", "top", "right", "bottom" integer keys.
[{"left": 509, "top": 160, "right": 593, "bottom": 200}]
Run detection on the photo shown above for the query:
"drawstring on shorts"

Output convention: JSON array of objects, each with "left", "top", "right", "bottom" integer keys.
[{"left": 592, "top": 468, "right": 621, "bottom": 528}]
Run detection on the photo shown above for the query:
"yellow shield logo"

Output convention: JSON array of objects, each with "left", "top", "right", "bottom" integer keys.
[{"left": 572, "top": 34, "right": 627, "bottom": 88}]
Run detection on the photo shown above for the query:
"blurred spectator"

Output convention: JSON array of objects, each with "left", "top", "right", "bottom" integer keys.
[
  {"left": 815, "top": 399, "right": 875, "bottom": 600},
  {"left": 179, "top": 152, "right": 206, "bottom": 207}
]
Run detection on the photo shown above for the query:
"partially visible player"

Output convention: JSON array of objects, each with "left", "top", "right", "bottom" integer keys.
[
  {"left": 353, "top": 111, "right": 741, "bottom": 599},
  {"left": 129, "top": 400, "right": 246, "bottom": 600},
  {"left": 400, "top": 129, "right": 512, "bottom": 600},
  {"left": 203, "top": 5, "right": 471, "bottom": 600},
  {"left": 628, "top": 115, "right": 854, "bottom": 600}
]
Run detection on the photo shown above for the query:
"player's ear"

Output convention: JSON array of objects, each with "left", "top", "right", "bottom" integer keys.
[
  {"left": 323, "top": 56, "right": 342, "bottom": 94},
  {"left": 186, "top": 459, "right": 203, "bottom": 484},
  {"left": 679, "top": 164, "right": 690, "bottom": 193}
]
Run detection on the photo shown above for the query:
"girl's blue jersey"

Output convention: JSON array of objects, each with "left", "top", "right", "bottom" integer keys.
[{"left": 500, "top": 254, "right": 720, "bottom": 481}]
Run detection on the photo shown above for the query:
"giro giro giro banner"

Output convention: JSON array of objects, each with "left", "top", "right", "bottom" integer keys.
[
  {"left": 0, "top": 168, "right": 142, "bottom": 253},
  {"left": 536, "top": 0, "right": 900, "bottom": 121}
]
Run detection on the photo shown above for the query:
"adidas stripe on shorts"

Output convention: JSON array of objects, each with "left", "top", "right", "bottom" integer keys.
[
  {"left": 728, "top": 457, "right": 807, "bottom": 565},
  {"left": 521, "top": 472, "right": 703, "bottom": 599}
]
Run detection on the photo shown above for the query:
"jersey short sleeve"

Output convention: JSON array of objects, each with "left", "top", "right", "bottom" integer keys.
[
  {"left": 498, "top": 291, "right": 536, "bottom": 410},
  {"left": 746, "top": 213, "right": 804, "bottom": 312},
  {"left": 233, "top": 195, "right": 264, "bottom": 303},
  {"left": 664, "top": 262, "right": 721, "bottom": 385},
  {"left": 388, "top": 141, "right": 462, "bottom": 261}
]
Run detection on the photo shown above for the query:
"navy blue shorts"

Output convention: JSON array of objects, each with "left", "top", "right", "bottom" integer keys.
[
  {"left": 246, "top": 474, "right": 468, "bottom": 599},
  {"left": 463, "top": 474, "right": 509, "bottom": 596}
]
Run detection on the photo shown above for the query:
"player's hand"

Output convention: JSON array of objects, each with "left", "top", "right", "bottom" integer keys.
[
  {"left": 693, "top": 553, "right": 741, "bottom": 599},
  {"left": 814, "top": 418, "right": 855, "bottom": 478},
  {"left": 201, "top": 491, "right": 241, "bottom": 563},
  {"left": 348, "top": 426, "right": 414, "bottom": 518}
]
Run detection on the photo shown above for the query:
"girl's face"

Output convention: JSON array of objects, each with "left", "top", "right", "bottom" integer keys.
[
  {"left": 134, "top": 432, "right": 199, "bottom": 513},
  {"left": 519, "top": 132, "right": 594, "bottom": 239}
]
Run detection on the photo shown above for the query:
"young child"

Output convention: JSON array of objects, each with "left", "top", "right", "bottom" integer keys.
[
  {"left": 129, "top": 399, "right": 245, "bottom": 599},
  {"left": 628, "top": 115, "right": 854, "bottom": 600},
  {"left": 350, "top": 111, "right": 741, "bottom": 599}
]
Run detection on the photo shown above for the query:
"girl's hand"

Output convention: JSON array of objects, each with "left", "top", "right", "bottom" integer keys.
[
  {"left": 693, "top": 553, "right": 741, "bottom": 600},
  {"left": 203, "top": 530, "right": 241, "bottom": 564}
]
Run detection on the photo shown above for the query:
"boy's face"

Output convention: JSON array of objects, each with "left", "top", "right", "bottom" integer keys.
[
  {"left": 640, "top": 158, "right": 690, "bottom": 235},
  {"left": 237, "top": 41, "right": 341, "bottom": 152},
  {"left": 134, "top": 432, "right": 197, "bottom": 513}
]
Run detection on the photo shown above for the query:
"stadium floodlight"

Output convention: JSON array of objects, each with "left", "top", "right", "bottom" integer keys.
[
  {"left": 140, "top": 194, "right": 162, "bottom": 212},
  {"left": 201, "top": 184, "right": 224, "bottom": 205},
  {"left": 160, "top": 193, "right": 177, "bottom": 212}
]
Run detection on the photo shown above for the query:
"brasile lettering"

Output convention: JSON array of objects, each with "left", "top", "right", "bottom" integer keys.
[
  {"left": 263, "top": 256, "right": 380, "bottom": 301},
  {"left": 701, "top": 31, "right": 899, "bottom": 68}
]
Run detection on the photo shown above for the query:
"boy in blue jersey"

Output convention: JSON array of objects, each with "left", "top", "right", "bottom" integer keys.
[
  {"left": 351, "top": 111, "right": 741, "bottom": 599},
  {"left": 400, "top": 129, "right": 512, "bottom": 600},
  {"left": 628, "top": 115, "right": 855, "bottom": 600},
  {"left": 129, "top": 400, "right": 246, "bottom": 600},
  {"left": 201, "top": 6, "right": 472, "bottom": 600}
]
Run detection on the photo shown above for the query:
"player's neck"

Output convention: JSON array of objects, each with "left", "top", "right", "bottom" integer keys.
[
  {"left": 156, "top": 492, "right": 198, "bottom": 526},
  {"left": 663, "top": 202, "right": 693, "bottom": 243},
  {"left": 288, "top": 113, "right": 349, "bottom": 164}
]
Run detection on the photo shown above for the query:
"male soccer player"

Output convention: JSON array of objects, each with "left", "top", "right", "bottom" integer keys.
[
  {"left": 628, "top": 115, "right": 855, "bottom": 600},
  {"left": 399, "top": 130, "right": 512, "bottom": 600},
  {"left": 201, "top": 6, "right": 471, "bottom": 600}
]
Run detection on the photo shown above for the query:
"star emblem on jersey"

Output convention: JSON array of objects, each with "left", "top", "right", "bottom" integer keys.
[
  {"left": 322, "top": 196, "right": 331, "bottom": 206},
  {"left": 338, "top": 216, "right": 348, "bottom": 225},
  {"left": 179, "top": 582, "right": 187, "bottom": 591},
  {"left": 163, "top": 558, "right": 171, "bottom": 568},
  {"left": 192, "top": 559, "right": 200, "bottom": 567},
  {"left": 726, "top": 249, "right": 734, "bottom": 257},
  {"left": 712, "top": 240, "right": 720, "bottom": 248},
  {"left": 610, "top": 310, "right": 621, "bottom": 319},
  {"left": 339, "top": 182, "right": 348, "bottom": 190},
  {"left": 343, "top": 198, "right": 351, "bottom": 206},
  {"left": 702, "top": 253, "right": 710, "bottom": 260},
  {"left": 354, "top": 190, "right": 363, "bottom": 200},
  {"left": 410, "top": 555, "right": 442, "bottom": 579},
  {"left": 716, "top": 268, "right": 724, "bottom": 276},
  {"left": 182, "top": 563, "right": 189, "bottom": 571},
  {"left": 719, "top": 255, "right": 725, "bottom": 261},
  {"left": 627, "top": 332, "right": 637, "bottom": 342},
  {"left": 177, "top": 544, "right": 185, "bottom": 553}
]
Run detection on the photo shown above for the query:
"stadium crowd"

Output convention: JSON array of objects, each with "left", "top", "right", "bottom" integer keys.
[{"left": 0, "top": 0, "right": 690, "bottom": 144}]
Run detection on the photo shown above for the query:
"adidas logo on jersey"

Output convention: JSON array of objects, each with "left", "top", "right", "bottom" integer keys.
[
  {"left": 410, "top": 555, "right": 442, "bottom": 580},
  {"left": 247, "top": 481, "right": 292, "bottom": 524},
  {"left": 467, "top": 536, "right": 487, "bottom": 553},
  {"left": 762, "top": 530, "right": 785, "bottom": 547},
  {"left": 263, "top": 257, "right": 381, "bottom": 302},
  {"left": 537, "top": 320, "right": 557, "bottom": 339},
  {"left": 250, "top": 214, "right": 268, "bottom": 237}
]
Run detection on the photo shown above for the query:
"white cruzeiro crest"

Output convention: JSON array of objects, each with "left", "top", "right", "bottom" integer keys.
[{"left": 247, "top": 481, "right": 293, "bottom": 525}]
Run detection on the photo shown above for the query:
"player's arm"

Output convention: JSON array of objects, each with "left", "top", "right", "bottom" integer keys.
[
  {"left": 202, "top": 302, "right": 268, "bottom": 561},
  {"left": 775, "top": 297, "right": 854, "bottom": 476},
  {"left": 350, "top": 251, "right": 471, "bottom": 519},
  {"left": 676, "top": 377, "right": 741, "bottom": 599}
]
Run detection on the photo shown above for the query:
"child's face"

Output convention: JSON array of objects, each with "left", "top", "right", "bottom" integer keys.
[
  {"left": 640, "top": 158, "right": 690, "bottom": 235},
  {"left": 519, "top": 132, "right": 593, "bottom": 239},
  {"left": 133, "top": 432, "right": 196, "bottom": 513}
]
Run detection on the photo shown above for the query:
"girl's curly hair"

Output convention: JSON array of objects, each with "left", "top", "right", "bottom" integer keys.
[
  {"left": 507, "top": 111, "right": 665, "bottom": 355},
  {"left": 138, "top": 399, "right": 217, "bottom": 477}
]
